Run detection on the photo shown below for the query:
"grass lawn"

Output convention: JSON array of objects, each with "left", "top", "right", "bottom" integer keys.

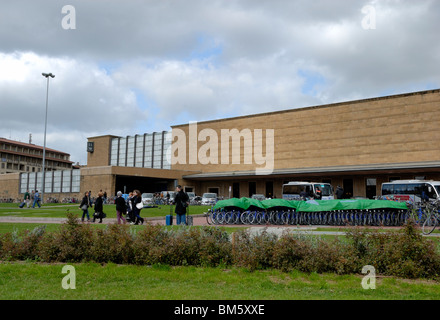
[
  {"left": 0, "top": 203, "right": 211, "bottom": 219},
  {"left": 0, "top": 222, "right": 246, "bottom": 235},
  {"left": 1, "top": 262, "right": 440, "bottom": 300}
]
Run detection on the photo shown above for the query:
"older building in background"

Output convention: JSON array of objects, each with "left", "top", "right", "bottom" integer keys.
[{"left": 0, "top": 137, "right": 73, "bottom": 174}]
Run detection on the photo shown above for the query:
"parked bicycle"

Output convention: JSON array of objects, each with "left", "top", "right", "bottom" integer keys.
[{"left": 422, "top": 199, "right": 440, "bottom": 235}]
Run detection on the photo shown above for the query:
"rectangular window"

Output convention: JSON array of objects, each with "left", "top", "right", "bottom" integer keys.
[
  {"left": 135, "top": 135, "right": 144, "bottom": 168},
  {"left": 20, "top": 173, "right": 28, "bottom": 193},
  {"left": 62, "top": 170, "right": 71, "bottom": 193},
  {"left": 144, "top": 134, "right": 153, "bottom": 168},
  {"left": 126, "top": 136, "right": 135, "bottom": 167},
  {"left": 110, "top": 138, "right": 119, "bottom": 166},
  {"left": 71, "top": 170, "right": 80, "bottom": 193},
  {"left": 36, "top": 172, "right": 43, "bottom": 192},
  {"left": 53, "top": 171, "right": 62, "bottom": 193},
  {"left": 44, "top": 172, "right": 53, "bottom": 193},
  {"left": 118, "top": 138, "right": 126, "bottom": 167}
]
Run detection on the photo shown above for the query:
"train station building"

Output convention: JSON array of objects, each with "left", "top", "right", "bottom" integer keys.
[{"left": 1, "top": 88, "right": 440, "bottom": 201}]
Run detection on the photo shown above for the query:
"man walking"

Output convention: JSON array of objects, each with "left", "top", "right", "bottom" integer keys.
[{"left": 32, "top": 190, "right": 41, "bottom": 208}]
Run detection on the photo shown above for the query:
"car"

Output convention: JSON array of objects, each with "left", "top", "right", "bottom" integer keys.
[
  {"left": 201, "top": 193, "right": 218, "bottom": 205},
  {"left": 187, "top": 192, "right": 196, "bottom": 201},
  {"left": 251, "top": 194, "right": 266, "bottom": 201},
  {"left": 141, "top": 193, "right": 154, "bottom": 205}
]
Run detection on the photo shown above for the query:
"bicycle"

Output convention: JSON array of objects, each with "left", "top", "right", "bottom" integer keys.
[{"left": 422, "top": 199, "right": 440, "bottom": 235}]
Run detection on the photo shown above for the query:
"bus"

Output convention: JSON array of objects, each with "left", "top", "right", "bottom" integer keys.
[
  {"left": 381, "top": 180, "right": 440, "bottom": 203},
  {"left": 282, "top": 182, "right": 334, "bottom": 200}
]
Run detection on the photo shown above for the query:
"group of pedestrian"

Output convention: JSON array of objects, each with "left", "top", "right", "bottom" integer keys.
[
  {"left": 79, "top": 190, "right": 106, "bottom": 223},
  {"left": 122, "top": 190, "right": 144, "bottom": 225},
  {"left": 77, "top": 186, "right": 189, "bottom": 225},
  {"left": 19, "top": 190, "right": 41, "bottom": 208}
]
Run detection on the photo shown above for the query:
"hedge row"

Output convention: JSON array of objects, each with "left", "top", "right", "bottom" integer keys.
[{"left": 0, "top": 213, "right": 439, "bottom": 279}]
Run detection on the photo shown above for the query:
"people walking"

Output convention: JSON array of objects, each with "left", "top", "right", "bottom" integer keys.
[
  {"left": 131, "top": 190, "right": 144, "bottom": 225},
  {"left": 126, "top": 192, "right": 134, "bottom": 223},
  {"left": 79, "top": 191, "right": 91, "bottom": 222},
  {"left": 93, "top": 191, "right": 105, "bottom": 223},
  {"left": 24, "top": 190, "right": 31, "bottom": 208},
  {"left": 115, "top": 191, "right": 127, "bottom": 224},
  {"left": 174, "top": 185, "right": 189, "bottom": 225},
  {"left": 32, "top": 190, "right": 41, "bottom": 208}
]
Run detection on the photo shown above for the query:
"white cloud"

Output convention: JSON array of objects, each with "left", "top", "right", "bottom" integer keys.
[{"left": 0, "top": 0, "right": 439, "bottom": 165}]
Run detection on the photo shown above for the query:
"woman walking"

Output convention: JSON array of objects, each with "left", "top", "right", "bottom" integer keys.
[
  {"left": 93, "top": 191, "right": 105, "bottom": 223},
  {"left": 131, "top": 190, "right": 144, "bottom": 225},
  {"left": 79, "top": 191, "right": 90, "bottom": 222},
  {"left": 115, "top": 191, "right": 127, "bottom": 224}
]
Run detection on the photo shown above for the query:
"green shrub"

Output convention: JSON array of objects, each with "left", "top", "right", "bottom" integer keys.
[
  {"left": 38, "top": 212, "right": 95, "bottom": 263},
  {"left": 0, "top": 225, "right": 46, "bottom": 261},
  {"left": 92, "top": 224, "right": 135, "bottom": 264},
  {"left": 345, "top": 220, "right": 440, "bottom": 279},
  {"left": 2, "top": 213, "right": 440, "bottom": 280},
  {"left": 232, "top": 229, "right": 277, "bottom": 271}
]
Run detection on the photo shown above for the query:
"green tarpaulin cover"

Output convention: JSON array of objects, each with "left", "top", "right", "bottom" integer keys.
[{"left": 213, "top": 198, "right": 408, "bottom": 212}]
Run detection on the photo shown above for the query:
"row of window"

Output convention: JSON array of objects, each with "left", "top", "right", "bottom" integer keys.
[
  {"left": 19, "top": 170, "right": 80, "bottom": 194},
  {"left": 110, "top": 132, "right": 172, "bottom": 169},
  {"left": 1, "top": 144, "right": 69, "bottom": 161}
]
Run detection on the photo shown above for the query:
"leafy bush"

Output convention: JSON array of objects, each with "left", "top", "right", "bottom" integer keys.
[
  {"left": 0, "top": 225, "right": 46, "bottom": 261},
  {"left": 38, "top": 212, "right": 95, "bottom": 263},
  {"left": 2, "top": 213, "right": 440, "bottom": 280},
  {"left": 232, "top": 229, "right": 277, "bottom": 271},
  {"left": 92, "top": 224, "right": 135, "bottom": 264},
  {"left": 132, "top": 225, "right": 231, "bottom": 267},
  {"left": 345, "top": 220, "right": 440, "bottom": 279}
]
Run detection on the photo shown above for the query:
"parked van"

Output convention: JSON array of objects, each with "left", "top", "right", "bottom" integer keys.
[
  {"left": 381, "top": 180, "right": 440, "bottom": 202},
  {"left": 282, "top": 182, "right": 334, "bottom": 200}
]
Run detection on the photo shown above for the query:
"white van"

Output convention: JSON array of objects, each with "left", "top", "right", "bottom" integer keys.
[{"left": 381, "top": 180, "right": 440, "bottom": 202}]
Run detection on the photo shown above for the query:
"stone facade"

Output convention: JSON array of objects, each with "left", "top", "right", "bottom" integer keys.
[{"left": 1, "top": 89, "right": 439, "bottom": 201}]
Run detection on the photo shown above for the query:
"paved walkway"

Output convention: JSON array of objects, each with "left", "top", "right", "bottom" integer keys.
[{"left": 0, "top": 215, "right": 439, "bottom": 237}]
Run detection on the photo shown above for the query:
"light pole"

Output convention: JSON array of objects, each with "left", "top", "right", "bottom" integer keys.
[{"left": 41, "top": 73, "right": 55, "bottom": 204}]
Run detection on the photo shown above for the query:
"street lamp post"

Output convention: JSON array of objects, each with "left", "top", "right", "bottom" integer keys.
[{"left": 41, "top": 73, "right": 55, "bottom": 204}]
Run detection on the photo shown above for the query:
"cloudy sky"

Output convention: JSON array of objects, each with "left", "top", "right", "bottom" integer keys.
[{"left": 1, "top": 0, "right": 439, "bottom": 165}]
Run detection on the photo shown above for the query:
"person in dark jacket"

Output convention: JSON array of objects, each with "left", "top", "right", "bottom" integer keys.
[
  {"left": 79, "top": 191, "right": 90, "bottom": 222},
  {"left": 130, "top": 190, "right": 144, "bottom": 225},
  {"left": 335, "top": 186, "right": 344, "bottom": 199},
  {"left": 115, "top": 191, "right": 127, "bottom": 224},
  {"left": 93, "top": 191, "right": 104, "bottom": 223},
  {"left": 174, "top": 185, "right": 189, "bottom": 225}
]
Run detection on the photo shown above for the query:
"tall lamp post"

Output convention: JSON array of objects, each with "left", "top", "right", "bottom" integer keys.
[{"left": 41, "top": 73, "right": 55, "bottom": 204}]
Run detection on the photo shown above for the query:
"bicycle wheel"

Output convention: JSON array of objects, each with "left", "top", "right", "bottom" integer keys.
[{"left": 422, "top": 214, "right": 437, "bottom": 235}]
